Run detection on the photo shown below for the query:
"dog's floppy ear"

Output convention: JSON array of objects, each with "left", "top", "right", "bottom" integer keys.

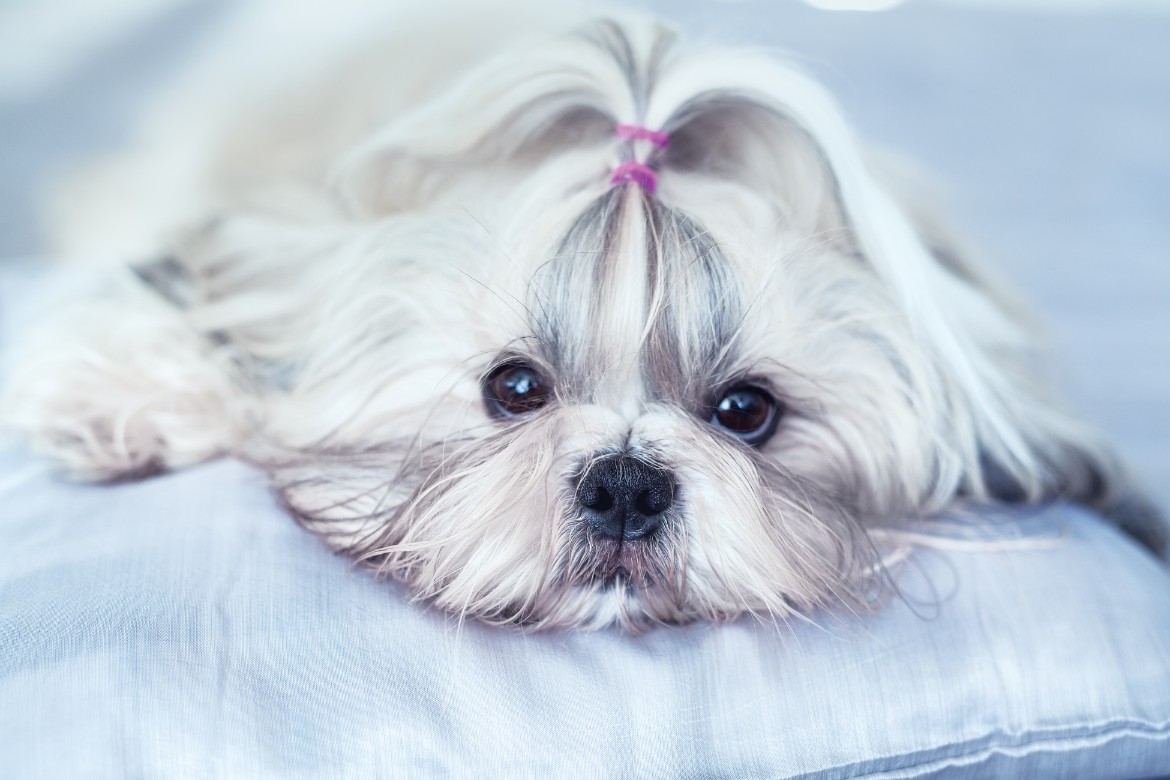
[
  {"left": 661, "top": 99, "right": 846, "bottom": 244},
  {"left": 329, "top": 21, "right": 623, "bottom": 215},
  {"left": 924, "top": 233, "right": 1168, "bottom": 558}
]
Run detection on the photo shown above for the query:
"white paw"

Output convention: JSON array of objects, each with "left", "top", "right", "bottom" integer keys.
[{"left": 2, "top": 284, "right": 249, "bottom": 482}]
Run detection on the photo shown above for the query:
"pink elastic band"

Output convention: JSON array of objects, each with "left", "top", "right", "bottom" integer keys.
[
  {"left": 609, "top": 160, "right": 657, "bottom": 193},
  {"left": 615, "top": 123, "right": 669, "bottom": 149}
]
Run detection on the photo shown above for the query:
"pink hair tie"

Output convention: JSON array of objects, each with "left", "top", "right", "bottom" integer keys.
[
  {"left": 615, "top": 123, "right": 669, "bottom": 149},
  {"left": 609, "top": 160, "right": 658, "bottom": 193},
  {"left": 610, "top": 124, "right": 668, "bottom": 193}
]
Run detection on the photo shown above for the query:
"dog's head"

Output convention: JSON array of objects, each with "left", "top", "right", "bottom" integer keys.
[{"left": 254, "top": 18, "right": 1111, "bottom": 630}]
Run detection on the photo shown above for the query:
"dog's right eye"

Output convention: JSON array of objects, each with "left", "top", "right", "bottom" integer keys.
[{"left": 483, "top": 362, "right": 552, "bottom": 418}]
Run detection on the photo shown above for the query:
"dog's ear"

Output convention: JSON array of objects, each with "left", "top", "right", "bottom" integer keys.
[
  {"left": 656, "top": 97, "right": 847, "bottom": 244},
  {"left": 329, "top": 24, "right": 622, "bottom": 215},
  {"left": 926, "top": 236, "right": 1169, "bottom": 558},
  {"left": 887, "top": 178, "right": 1167, "bottom": 558}
]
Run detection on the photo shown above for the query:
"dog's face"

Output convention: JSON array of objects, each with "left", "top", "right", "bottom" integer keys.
[
  {"left": 237, "top": 19, "right": 1112, "bottom": 631},
  {"left": 268, "top": 150, "right": 946, "bottom": 631}
]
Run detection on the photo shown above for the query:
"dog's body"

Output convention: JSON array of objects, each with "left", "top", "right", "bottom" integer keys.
[{"left": 5, "top": 6, "right": 1165, "bottom": 631}]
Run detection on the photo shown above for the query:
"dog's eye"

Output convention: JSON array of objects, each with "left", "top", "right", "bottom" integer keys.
[
  {"left": 484, "top": 362, "right": 552, "bottom": 417},
  {"left": 711, "top": 386, "right": 782, "bottom": 445}
]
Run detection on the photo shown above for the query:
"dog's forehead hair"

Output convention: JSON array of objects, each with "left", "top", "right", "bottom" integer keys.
[{"left": 529, "top": 189, "right": 743, "bottom": 411}]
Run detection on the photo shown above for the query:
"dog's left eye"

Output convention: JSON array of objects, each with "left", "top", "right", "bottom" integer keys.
[
  {"left": 711, "top": 386, "right": 782, "bottom": 445},
  {"left": 484, "top": 362, "right": 552, "bottom": 417}
]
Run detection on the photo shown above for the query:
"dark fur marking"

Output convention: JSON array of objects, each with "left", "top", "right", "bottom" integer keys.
[{"left": 132, "top": 256, "right": 196, "bottom": 308}]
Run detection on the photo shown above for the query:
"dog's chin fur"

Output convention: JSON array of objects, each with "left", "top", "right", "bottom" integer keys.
[{"left": 3, "top": 7, "right": 1165, "bottom": 632}]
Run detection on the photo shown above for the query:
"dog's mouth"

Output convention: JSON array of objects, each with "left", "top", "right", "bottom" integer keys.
[{"left": 581, "top": 537, "right": 663, "bottom": 587}]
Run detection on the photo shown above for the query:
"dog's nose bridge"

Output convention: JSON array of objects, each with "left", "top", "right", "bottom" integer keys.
[{"left": 614, "top": 378, "right": 646, "bottom": 426}]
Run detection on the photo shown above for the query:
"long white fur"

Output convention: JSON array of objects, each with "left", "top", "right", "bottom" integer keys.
[{"left": 3, "top": 6, "right": 1160, "bottom": 632}]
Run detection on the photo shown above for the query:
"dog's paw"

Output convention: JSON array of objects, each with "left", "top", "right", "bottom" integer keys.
[{"left": 2, "top": 287, "right": 249, "bottom": 482}]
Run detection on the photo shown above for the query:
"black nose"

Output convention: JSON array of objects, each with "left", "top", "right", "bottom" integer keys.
[{"left": 576, "top": 456, "right": 674, "bottom": 541}]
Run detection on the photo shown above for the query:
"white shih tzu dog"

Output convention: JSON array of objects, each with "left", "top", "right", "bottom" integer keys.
[{"left": 4, "top": 5, "right": 1165, "bottom": 631}]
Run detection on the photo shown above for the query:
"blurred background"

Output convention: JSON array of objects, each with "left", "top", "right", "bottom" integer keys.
[{"left": 1, "top": 0, "right": 1167, "bottom": 506}]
